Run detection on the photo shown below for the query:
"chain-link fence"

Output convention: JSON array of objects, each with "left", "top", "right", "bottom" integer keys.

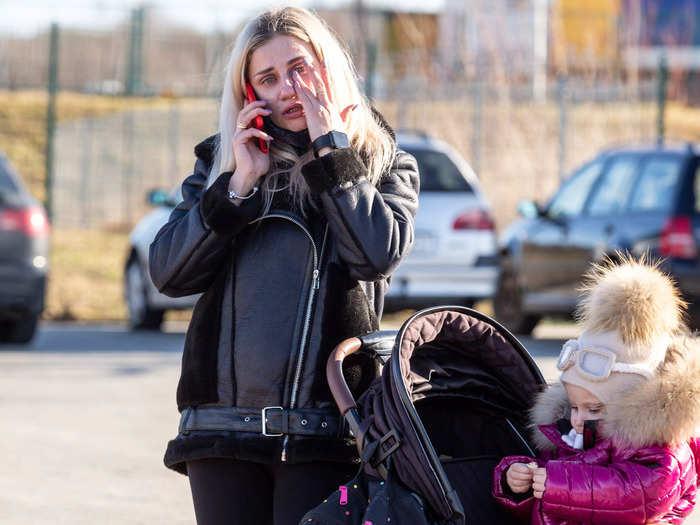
[
  {"left": 52, "top": 99, "right": 218, "bottom": 228},
  {"left": 0, "top": 7, "right": 241, "bottom": 96},
  {"left": 0, "top": 3, "right": 678, "bottom": 232},
  {"left": 45, "top": 74, "right": 658, "bottom": 231},
  {"left": 375, "top": 73, "right": 658, "bottom": 229}
]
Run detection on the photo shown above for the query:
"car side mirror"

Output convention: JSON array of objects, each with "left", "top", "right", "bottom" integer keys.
[
  {"left": 147, "top": 189, "right": 172, "bottom": 207},
  {"left": 517, "top": 199, "right": 541, "bottom": 219}
]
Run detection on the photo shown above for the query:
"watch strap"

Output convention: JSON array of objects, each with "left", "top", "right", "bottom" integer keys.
[{"left": 312, "top": 131, "right": 349, "bottom": 158}]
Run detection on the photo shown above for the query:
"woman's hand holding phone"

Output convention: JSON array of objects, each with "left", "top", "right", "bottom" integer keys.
[{"left": 229, "top": 96, "right": 273, "bottom": 200}]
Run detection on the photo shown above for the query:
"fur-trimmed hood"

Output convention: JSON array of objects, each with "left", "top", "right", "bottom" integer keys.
[{"left": 531, "top": 335, "right": 700, "bottom": 451}]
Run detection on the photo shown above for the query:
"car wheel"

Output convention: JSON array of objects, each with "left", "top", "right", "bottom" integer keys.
[
  {"left": 493, "top": 261, "right": 540, "bottom": 336},
  {"left": 0, "top": 314, "right": 39, "bottom": 344},
  {"left": 126, "top": 258, "right": 164, "bottom": 331}
]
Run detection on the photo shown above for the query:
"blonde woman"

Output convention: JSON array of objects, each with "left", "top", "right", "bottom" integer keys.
[{"left": 149, "top": 6, "right": 419, "bottom": 525}]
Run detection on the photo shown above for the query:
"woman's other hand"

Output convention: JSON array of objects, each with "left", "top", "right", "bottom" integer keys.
[
  {"left": 532, "top": 467, "right": 547, "bottom": 499},
  {"left": 506, "top": 462, "right": 535, "bottom": 494},
  {"left": 230, "top": 99, "right": 273, "bottom": 198},
  {"left": 292, "top": 60, "right": 356, "bottom": 145}
]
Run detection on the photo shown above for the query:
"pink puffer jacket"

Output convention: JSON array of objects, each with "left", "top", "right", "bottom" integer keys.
[
  {"left": 493, "top": 424, "right": 697, "bottom": 524},
  {"left": 493, "top": 338, "right": 700, "bottom": 524}
]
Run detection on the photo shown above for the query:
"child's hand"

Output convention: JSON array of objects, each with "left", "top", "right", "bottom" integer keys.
[
  {"left": 506, "top": 462, "right": 535, "bottom": 494},
  {"left": 532, "top": 467, "right": 547, "bottom": 499}
]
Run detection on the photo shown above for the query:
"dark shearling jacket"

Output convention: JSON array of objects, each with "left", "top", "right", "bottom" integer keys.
[{"left": 150, "top": 130, "right": 419, "bottom": 474}]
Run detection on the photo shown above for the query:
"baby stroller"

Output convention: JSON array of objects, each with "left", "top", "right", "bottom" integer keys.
[{"left": 301, "top": 306, "right": 545, "bottom": 525}]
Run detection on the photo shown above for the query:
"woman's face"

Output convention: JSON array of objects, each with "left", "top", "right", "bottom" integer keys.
[
  {"left": 247, "top": 34, "right": 319, "bottom": 132},
  {"left": 564, "top": 382, "right": 606, "bottom": 434}
]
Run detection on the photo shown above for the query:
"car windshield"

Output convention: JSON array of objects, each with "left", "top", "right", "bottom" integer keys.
[
  {"left": 547, "top": 159, "right": 603, "bottom": 219},
  {"left": 406, "top": 149, "right": 473, "bottom": 192}
]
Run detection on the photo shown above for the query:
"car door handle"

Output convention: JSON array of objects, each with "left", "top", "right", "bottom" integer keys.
[{"left": 604, "top": 224, "right": 614, "bottom": 235}]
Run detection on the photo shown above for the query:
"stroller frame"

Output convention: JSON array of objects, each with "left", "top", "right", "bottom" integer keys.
[{"left": 326, "top": 305, "right": 545, "bottom": 523}]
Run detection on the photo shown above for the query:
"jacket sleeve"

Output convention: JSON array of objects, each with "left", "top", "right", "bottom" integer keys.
[
  {"left": 492, "top": 455, "right": 540, "bottom": 523},
  {"left": 541, "top": 449, "right": 688, "bottom": 523},
  {"left": 301, "top": 147, "right": 419, "bottom": 282},
  {"left": 148, "top": 160, "right": 262, "bottom": 297}
]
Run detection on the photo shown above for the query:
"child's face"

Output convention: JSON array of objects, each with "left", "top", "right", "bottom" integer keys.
[{"left": 564, "top": 382, "right": 606, "bottom": 434}]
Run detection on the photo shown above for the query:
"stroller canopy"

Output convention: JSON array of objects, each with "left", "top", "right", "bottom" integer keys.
[{"left": 357, "top": 306, "right": 544, "bottom": 523}]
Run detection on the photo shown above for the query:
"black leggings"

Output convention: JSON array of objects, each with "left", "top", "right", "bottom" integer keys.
[{"left": 187, "top": 458, "right": 357, "bottom": 525}]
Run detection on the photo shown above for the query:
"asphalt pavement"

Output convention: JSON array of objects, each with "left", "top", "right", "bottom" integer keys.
[{"left": 0, "top": 320, "right": 696, "bottom": 524}]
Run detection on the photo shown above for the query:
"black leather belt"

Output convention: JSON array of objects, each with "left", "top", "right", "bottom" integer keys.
[{"left": 178, "top": 406, "right": 346, "bottom": 438}]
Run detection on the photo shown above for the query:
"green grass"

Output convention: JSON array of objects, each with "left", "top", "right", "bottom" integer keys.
[{"left": 46, "top": 229, "right": 130, "bottom": 321}]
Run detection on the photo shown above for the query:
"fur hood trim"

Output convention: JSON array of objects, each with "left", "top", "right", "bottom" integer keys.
[{"left": 531, "top": 335, "right": 700, "bottom": 450}]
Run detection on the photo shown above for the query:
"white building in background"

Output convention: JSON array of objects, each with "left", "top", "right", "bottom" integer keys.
[{"left": 438, "top": 0, "right": 550, "bottom": 101}]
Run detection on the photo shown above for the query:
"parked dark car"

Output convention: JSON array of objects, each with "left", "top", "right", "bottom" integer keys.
[
  {"left": 0, "top": 153, "right": 50, "bottom": 343},
  {"left": 495, "top": 143, "right": 700, "bottom": 334}
]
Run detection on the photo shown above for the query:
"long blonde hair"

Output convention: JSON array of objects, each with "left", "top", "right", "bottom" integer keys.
[{"left": 208, "top": 6, "right": 396, "bottom": 215}]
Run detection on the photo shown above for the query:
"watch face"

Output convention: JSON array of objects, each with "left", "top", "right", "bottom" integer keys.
[
  {"left": 330, "top": 131, "right": 350, "bottom": 148},
  {"left": 313, "top": 131, "right": 349, "bottom": 157}
]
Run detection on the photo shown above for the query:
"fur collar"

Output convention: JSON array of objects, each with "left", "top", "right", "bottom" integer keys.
[
  {"left": 193, "top": 106, "right": 396, "bottom": 168},
  {"left": 531, "top": 335, "right": 700, "bottom": 451}
]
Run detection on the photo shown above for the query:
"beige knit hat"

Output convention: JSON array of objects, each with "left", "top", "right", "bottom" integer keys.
[{"left": 558, "top": 256, "right": 686, "bottom": 405}]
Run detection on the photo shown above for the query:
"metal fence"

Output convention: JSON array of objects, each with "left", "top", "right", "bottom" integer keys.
[
  {"left": 46, "top": 76, "right": 658, "bottom": 231},
  {"left": 52, "top": 99, "right": 218, "bottom": 228},
  {"left": 0, "top": 4, "right": 667, "bottom": 231}
]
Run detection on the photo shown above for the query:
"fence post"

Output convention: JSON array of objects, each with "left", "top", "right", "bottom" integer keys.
[
  {"left": 45, "top": 23, "right": 59, "bottom": 221},
  {"left": 169, "top": 100, "right": 180, "bottom": 188},
  {"left": 557, "top": 75, "right": 568, "bottom": 182},
  {"left": 122, "top": 112, "right": 134, "bottom": 225},
  {"left": 471, "top": 79, "right": 482, "bottom": 176},
  {"left": 126, "top": 7, "right": 145, "bottom": 95},
  {"left": 365, "top": 40, "right": 377, "bottom": 100},
  {"left": 656, "top": 55, "right": 668, "bottom": 147},
  {"left": 80, "top": 118, "right": 93, "bottom": 228}
]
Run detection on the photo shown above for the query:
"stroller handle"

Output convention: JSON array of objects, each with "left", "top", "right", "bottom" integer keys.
[{"left": 326, "top": 336, "right": 362, "bottom": 416}]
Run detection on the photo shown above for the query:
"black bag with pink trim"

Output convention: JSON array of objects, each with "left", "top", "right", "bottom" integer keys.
[{"left": 300, "top": 461, "right": 431, "bottom": 525}]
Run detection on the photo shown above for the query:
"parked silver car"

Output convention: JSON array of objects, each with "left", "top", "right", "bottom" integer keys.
[
  {"left": 385, "top": 132, "right": 499, "bottom": 311},
  {"left": 124, "top": 132, "right": 499, "bottom": 329}
]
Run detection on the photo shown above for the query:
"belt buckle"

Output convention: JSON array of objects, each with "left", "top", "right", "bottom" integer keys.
[{"left": 261, "top": 406, "right": 284, "bottom": 437}]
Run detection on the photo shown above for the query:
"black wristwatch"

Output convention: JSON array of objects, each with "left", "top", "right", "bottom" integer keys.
[{"left": 312, "top": 130, "right": 349, "bottom": 158}]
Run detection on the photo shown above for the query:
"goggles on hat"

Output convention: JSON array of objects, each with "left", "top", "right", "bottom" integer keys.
[{"left": 557, "top": 339, "right": 655, "bottom": 382}]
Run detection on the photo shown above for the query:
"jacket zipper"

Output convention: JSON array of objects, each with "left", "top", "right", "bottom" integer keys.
[{"left": 250, "top": 214, "right": 328, "bottom": 461}]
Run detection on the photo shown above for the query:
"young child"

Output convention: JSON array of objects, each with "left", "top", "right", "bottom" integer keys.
[{"left": 493, "top": 258, "right": 700, "bottom": 524}]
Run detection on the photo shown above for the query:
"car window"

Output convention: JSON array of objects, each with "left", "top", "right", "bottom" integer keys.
[
  {"left": 628, "top": 155, "right": 682, "bottom": 212},
  {"left": 0, "top": 159, "right": 19, "bottom": 194},
  {"left": 406, "top": 149, "right": 473, "bottom": 192},
  {"left": 693, "top": 162, "right": 700, "bottom": 214},
  {"left": 586, "top": 156, "right": 638, "bottom": 216},
  {"left": 547, "top": 160, "right": 603, "bottom": 219}
]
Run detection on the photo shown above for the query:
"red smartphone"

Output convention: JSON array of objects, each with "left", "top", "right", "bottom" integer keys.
[{"left": 245, "top": 82, "right": 269, "bottom": 153}]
